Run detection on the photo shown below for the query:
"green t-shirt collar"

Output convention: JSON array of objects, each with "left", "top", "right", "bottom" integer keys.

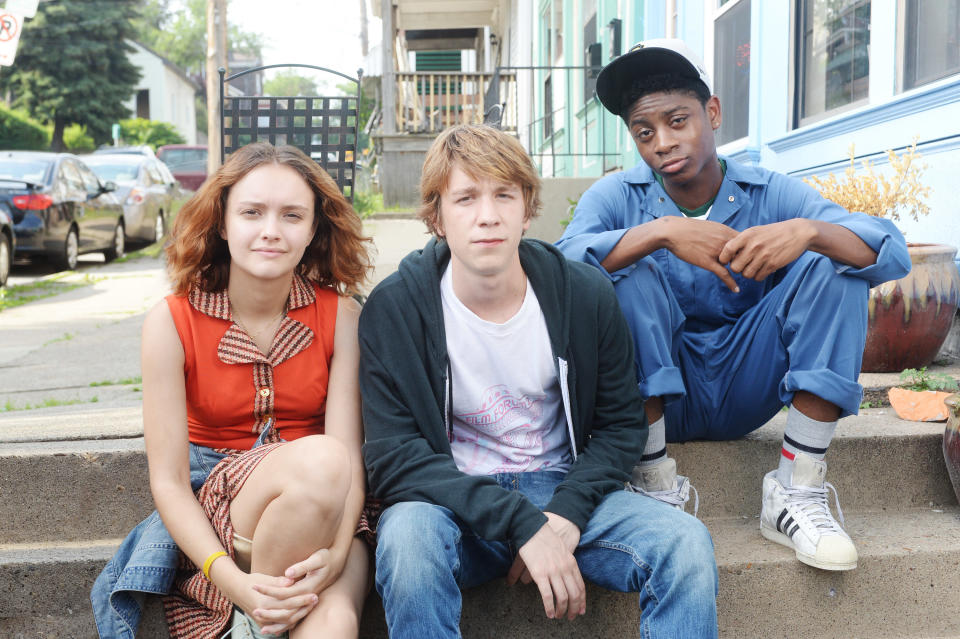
[{"left": 654, "top": 158, "right": 727, "bottom": 218}]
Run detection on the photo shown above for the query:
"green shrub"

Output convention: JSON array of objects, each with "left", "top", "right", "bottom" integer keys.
[
  {"left": 0, "top": 103, "right": 51, "bottom": 150},
  {"left": 352, "top": 189, "right": 382, "bottom": 218},
  {"left": 119, "top": 118, "right": 186, "bottom": 151},
  {"left": 63, "top": 124, "right": 95, "bottom": 152}
]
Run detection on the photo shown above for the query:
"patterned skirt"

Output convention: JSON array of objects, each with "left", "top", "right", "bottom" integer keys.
[{"left": 162, "top": 442, "right": 380, "bottom": 639}]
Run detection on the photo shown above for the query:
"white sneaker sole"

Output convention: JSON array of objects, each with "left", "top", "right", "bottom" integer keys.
[{"left": 760, "top": 523, "right": 858, "bottom": 571}]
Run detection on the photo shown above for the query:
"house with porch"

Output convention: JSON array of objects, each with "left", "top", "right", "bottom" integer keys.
[{"left": 374, "top": 0, "right": 960, "bottom": 255}]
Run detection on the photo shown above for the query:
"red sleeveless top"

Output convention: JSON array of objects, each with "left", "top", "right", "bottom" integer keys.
[{"left": 166, "top": 275, "right": 338, "bottom": 450}]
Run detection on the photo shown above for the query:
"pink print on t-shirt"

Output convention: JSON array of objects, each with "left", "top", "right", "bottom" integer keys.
[{"left": 453, "top": 384, "right": 564, "bottom": 474}]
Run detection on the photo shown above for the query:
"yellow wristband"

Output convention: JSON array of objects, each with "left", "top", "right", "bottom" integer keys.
[{"left": 202, "top": 551, "right": 228, "bottom": 580}]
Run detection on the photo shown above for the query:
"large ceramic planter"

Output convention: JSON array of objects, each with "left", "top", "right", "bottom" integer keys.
[
  {"left": 944, "top": 394, "right": 960, "bottom": 505},
  {"left": 861, "top": 243, "right": 960, "bottom": 373}
]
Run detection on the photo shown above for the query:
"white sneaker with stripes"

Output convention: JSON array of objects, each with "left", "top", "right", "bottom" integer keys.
[
  {"left": 760, "top": 452, "right": 858, "bottom": 571},
  {"left": 627, "top": 457, "right": 699, "bottom": 516}
]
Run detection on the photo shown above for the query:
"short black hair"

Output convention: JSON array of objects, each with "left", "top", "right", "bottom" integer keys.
[{"left": 619, "top": 73, "right": 711, "bottom": 119}]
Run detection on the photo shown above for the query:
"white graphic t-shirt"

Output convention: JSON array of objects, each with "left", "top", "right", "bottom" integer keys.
[{"left": 441, "top": 266, "right": 572, "bottom": 475}]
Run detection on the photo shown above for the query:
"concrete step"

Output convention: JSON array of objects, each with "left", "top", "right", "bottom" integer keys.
[
  {"left": 4, "top": 507, "right": 959, "bottom": 638},
  {"left": 2, "top": 408, "right": 955, "bottom": 545},
  {"left": 0, "top": 439, "right": 153, "bottom": 545},
  {"left": 672, "top": 408, "right": 958, "bottom": 518}
]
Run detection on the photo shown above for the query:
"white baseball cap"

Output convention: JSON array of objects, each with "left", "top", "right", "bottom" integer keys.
[{"left": 595, "top": 38, "right": 713, "bottom": 116}]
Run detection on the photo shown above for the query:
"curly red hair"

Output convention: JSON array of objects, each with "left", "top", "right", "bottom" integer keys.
[{"left": 166, "top": 143, "right": 372, "bottom": 296}]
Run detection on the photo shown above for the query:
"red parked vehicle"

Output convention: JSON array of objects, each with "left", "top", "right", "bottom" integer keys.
[{"left": 156, "top": 145, "right": 207, "bottom": 192}]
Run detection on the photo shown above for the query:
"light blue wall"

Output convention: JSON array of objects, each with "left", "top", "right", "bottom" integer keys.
[{"left": 688, "top": 2, "right": 960, "bottom": 255}]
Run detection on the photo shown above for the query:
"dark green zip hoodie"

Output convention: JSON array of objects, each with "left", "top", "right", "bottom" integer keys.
[{"left": 359, "top": 237, "right": 648, "bottom": 548}]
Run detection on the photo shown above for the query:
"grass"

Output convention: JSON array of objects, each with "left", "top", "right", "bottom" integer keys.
[
  {"left": 43, "top": 332, "right": 74, "bottom": 347},
  {"left": 0, "top": 273, "right": 100, "bottom": 312},
  {"left": 89, "top": 376, "right": 142, "bottom": 387},
  {"left": 1, "top": 396, "right": 99, "bottom": 412},
  {"left": 353, "top": 190, "right": 414, "bottom": 218},
  {"left": 114, "top": 237, "right": 167, "bottom": 263}
]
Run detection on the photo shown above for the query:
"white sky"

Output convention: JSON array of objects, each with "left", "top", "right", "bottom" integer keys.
[{"left": 227, "top": 0, "right": 382, "bottom": 90}]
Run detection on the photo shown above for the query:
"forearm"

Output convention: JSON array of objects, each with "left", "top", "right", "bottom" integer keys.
[
  {"left": 152, "top": 479, "right": 248, "bottom": 600},
  {"left": 803, "top": 218, "right": 877, "bottom": 268},
  {"left": 600, "top": 218, "right": 667, "bottom": 272}
]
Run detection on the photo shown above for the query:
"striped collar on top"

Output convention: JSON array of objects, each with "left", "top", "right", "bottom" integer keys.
[
  {"left": 188, "top": 275, "right": 318, "bottom": 366},
  {"left": 187, "top": 274, "right": 317, "bottom": 321}
]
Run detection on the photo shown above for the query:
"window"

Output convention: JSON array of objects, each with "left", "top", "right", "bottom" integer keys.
[
  {"left": 136, "top": 90, "right": 149, "bottom": 120},
  {"left": 544, "top": 74, "right": 553, "bottom": 138},
  {"left": 902, "top": 0, "right": 960, "bottom": 91},
  {"left": 583, "top": 0, "right": 599, "bottom": 102},
  {"left": 553, "top": 2, "right": 564, "bottom": 60},
  {"left": 75, "top": 162, "right": 102, "bottom": 196},
  {"left": 796, "top": 0, "right": 871, "bottom": 125},
  {"left": 714, "top": 0, "right": 751, "bottom": 144},
  {"left": 58, "top": 161, "right": 85, "bottom": 200}
]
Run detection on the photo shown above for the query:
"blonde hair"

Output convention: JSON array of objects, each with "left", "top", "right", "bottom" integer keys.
[{"left": 417, "top": 125, "right": 542, "bottom": 235}]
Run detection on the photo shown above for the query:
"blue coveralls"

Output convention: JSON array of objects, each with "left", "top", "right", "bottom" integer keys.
[{"left": 556, "top": 158, "right": 911, "bottom": 442}]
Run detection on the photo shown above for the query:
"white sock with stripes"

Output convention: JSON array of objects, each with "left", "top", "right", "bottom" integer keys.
[
  {"left": 637, "top": 415, "right": 667, "bottom": 468},
  {"left": 777, "top": 406, "right": 837, "bottom": 486}
]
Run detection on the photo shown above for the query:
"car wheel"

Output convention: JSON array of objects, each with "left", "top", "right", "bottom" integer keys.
[
  {"left": 104, "top": 220, "right": 125, "bottom": 262},
  {"left": 57, "top": 227, "right": 79, "bottom": 271},
  {"left": 0, "top": 233, "right": 11, "bottom": 287},
  {"left": 154, "top": 211, "right": 165, "bottom": 243}
]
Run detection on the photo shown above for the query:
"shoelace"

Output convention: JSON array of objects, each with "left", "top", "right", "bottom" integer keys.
[
  {"left": 782, "top": 481, "right": 845, "bottom": 533},
  {"left": 628, "top": 476, "right": 700, "bottom": 517}
]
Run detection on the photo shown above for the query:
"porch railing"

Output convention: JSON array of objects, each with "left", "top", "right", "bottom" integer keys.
[
  {"left": 395, "top": 71, "right": 517, "bottom": 134},
  {"left": 492, "top": 65, "right": 623, "bottom": 178}
]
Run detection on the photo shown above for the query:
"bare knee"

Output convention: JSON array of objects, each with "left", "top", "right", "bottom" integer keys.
[
  {"left": 281, "top": 435, "right": 353, "bottom": 509},
  {"left": 295, "top": 598, "right": 360, "bottom": 638}
]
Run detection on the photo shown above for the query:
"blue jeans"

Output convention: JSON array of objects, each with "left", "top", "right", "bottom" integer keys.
[
  {"left": 375, "top": 471, "right": 718, "bottom": 638},
  {"left": 91, "top": 425, "right": 277, "bottom": 639},
  {"left": 614, "top": 252, "right": 869, "bottom": 441}
]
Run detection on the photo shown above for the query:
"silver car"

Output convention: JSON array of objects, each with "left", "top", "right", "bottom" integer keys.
[{"left": 83, "top": 154, "right": 178, "bottom": 245}]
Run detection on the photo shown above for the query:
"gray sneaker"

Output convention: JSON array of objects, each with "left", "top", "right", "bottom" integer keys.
[
  {"left": 627, "top": 457, "right": 699, "bottom": 516},
  {"left": 220, "top": 607, "right": 288, "bottom": 639}
]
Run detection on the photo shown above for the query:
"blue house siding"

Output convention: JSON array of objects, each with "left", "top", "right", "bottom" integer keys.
[{"left": 531, "top": 0, "right": 957, "bottom": 267}]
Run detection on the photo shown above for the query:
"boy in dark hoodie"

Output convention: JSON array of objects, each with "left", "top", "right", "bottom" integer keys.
[{"left": 359, "top": 124, "right": 718, "bottom": 638}]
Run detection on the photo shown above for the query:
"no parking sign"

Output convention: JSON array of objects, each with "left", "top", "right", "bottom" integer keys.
[{"left": 0, "top": 12, "right": 22, "bottom": 66}]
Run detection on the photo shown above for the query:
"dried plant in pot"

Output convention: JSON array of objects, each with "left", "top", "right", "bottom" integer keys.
[{"left": 805, "top": 142, "right": 960, "bottom": 373}]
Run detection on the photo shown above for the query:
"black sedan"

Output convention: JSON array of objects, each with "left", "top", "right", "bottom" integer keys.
[
  {"left": 0, "top": 151, "right": 125, "bottom": 271},
  {"left": 83, "top": 154, "right": 178, "bottom": 246},
  {"left": 0, "top": 203, "right": 13, "bottom": 287}
]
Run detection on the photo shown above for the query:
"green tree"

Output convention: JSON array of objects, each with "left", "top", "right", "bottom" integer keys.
[
  {"left": 7, "top": 0, "right": 142, "bottom": 150},
  {"left": 264, "top": 71, "right": 320, "bottom": 97},
  {"left": 134, "top": 0, "right": 264, "bottom": 79},
  {"left": 119, "top": 118, "right": 186, "bottom": 150},
  {"left": 337, "top": 81, "right": 376, "bottom": 152},
  {"left": 63, "top": 124, "right": 95, "bottom": 153}
]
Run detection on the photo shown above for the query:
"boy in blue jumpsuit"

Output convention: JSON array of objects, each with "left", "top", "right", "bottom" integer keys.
[{"left": 557, "top": 39, "right": 910, "bottom": 571}]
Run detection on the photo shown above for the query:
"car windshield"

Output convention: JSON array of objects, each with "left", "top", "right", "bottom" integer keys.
[
  {"left": 85, "top": 162, "right": 140, "bottom": 183},
  {"left": 159, "top": 148, "right": 207, "bottom": 172},
  {"left": 0, "top": 158, "right": 52, "bottom": 184}
]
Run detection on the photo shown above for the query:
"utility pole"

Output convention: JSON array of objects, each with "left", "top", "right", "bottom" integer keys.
[
  {"left": 359, "top": 0, "right": 369, "bottom": 57},
  {"left": 206, "top": 0, "right": 227, "bottom": 174}
]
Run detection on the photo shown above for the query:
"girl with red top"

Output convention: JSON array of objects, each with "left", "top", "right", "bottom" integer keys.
[{"left": 141, "top": 142, "right": 373, "bottom": 638}]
